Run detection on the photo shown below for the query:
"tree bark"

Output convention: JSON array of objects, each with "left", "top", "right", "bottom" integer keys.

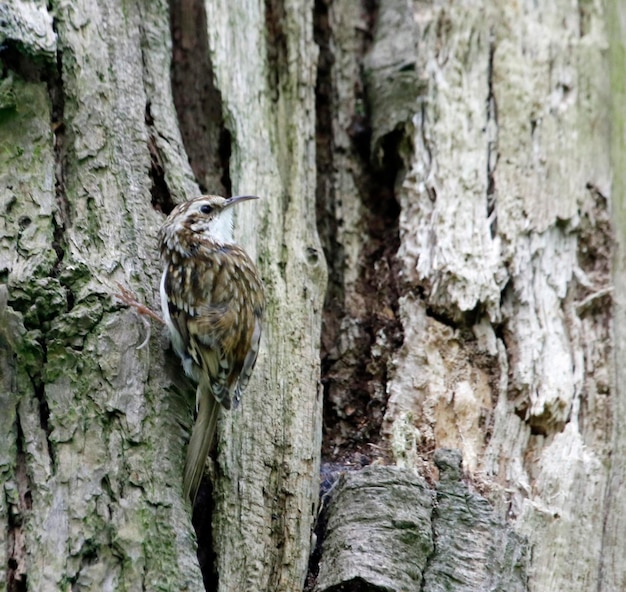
[
  {"left": 315, "top": 0, "right": 619, "bottom": 591},
  {"left": 385, "top": 3, "right": 613, "bottom": 589},
  {"left": 2, "top": 0, "right": 204, "bottom": 589},
  {"left": 203, "top": 0, "right": 325, "bottom": 590},
  {"left": 599, "top": 1, "right": 626, "bottom": 589},
  {"left": 1, "top": 0, "right": 324, "bottom": 591},
  {"left": 3, "top": 0, "right": 624, "bottom": 591}
]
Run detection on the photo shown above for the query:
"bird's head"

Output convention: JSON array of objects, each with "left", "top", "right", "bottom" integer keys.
[{"left": 160, "top": 195, "right": 259, "bottom": 254}]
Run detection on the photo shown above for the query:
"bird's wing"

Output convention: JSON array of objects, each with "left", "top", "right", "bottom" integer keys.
[
  {"left": 185, "top": 306, "right": 234, "bottom": 408},
  {"left": 233, "top": 314, "right": 262, "bottom": 407}
]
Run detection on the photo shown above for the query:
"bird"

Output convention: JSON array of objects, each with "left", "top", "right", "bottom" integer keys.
[{"left": 158, "top": 195, "right": 265, "bottom": 504}]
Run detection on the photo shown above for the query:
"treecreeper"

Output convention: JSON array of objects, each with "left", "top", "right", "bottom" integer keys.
[{"left": 158, "top": 195, "right": 265, "bottom": 504}]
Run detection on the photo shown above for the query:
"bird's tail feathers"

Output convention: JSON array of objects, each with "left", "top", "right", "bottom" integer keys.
[{"left": 183, "top": 383, "right": 219, "bottom": 504}]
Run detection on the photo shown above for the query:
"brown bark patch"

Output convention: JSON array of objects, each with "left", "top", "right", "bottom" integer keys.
[{"left": 315, "top": 0, "right": 404, "bottom": 466}]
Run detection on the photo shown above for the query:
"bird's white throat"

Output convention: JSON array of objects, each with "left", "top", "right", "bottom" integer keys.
[{"left": 205, "top": 207, "right": 234, "bottom": 245}]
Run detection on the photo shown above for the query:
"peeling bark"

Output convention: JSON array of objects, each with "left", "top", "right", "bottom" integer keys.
[
  {"left": 2, "top": 0, "right": 623, "bottom": 590},
  {"left": 313, "top": 0, "right": 619, "bottom": 591},
  {"left": 385, "top": 1, "right": 613, "bottom": 589}
]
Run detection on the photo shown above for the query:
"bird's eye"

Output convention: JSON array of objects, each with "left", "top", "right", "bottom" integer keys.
[{"left": 200, "top": 204, "right": 213, "bottom": 215}]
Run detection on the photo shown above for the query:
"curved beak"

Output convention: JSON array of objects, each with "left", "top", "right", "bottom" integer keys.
[{"left": 223, "top": 195, "right": 259, "bottom": 208}]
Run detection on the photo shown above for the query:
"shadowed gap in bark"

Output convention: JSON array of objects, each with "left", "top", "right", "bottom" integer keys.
[
  {"left": 169, "top": 0, "right": 231, "bottom": 198},
  {"left": 315, "top": 0, "right": 403, "bottom": 467},
  {"left": 46, "top": 38, "right": 71, "bottom": 275},
  {"left": 168, "top": 0, "right": 236, "bottom": 587},
  {"left": 486, "top": 27, "right": 498, "bottom": 238},
  {"left": 264, "top": 0, "right": 288, "bottom": 102},
  {"left": 6, "top": 418, "right": 30, "bottom": 592},
  {"left": 43, "top": 35, "right": 66, "bottom": 467},
  {"left": 309, "top": 0, "right": 405, "bottom": 588},
  {"left": 145, "top": 102, "right": 175, "bottom": 214}
]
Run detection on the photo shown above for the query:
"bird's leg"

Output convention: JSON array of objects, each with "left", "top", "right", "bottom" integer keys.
[
  {"left": 114, "top": 282, "right": 165, "bottom": 324},
  {"left": 114, "top": 282, "right": 165, "bottom": 349}
]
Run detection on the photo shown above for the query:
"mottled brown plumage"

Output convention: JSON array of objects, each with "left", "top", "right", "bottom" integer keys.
[{"left": 159, "top": 195, "right": 264, "bottom": 503}]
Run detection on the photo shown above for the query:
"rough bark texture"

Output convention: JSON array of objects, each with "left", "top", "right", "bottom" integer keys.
[
  {"left": 0, "top": 2, "right": 202, "bottom": 590},
  {"left": 315, "top": 452, "right": 528, "bottom": 592},
  {"left": 1, "top": 1, "right": 203, "bottom": 590},
  {"left": 601, "top": 1, "right": 626, "bottom": 589},
  {"left": 204, "top": 0, "right": 325, "bottom": 590},
  {"left": 384, "top": 3, "right": 612, "bottom": 590},
  {"left": 423, "top": 450, "right": 528, "bottom": 592},
  {"left": 3, "top": 0, "right": 623, "bottom": 591},
  {"left": 316, "top": 465, "right": 435, "bottom": 591},
  {"left": 1, "top": 0, "right": 324, "bottom": 591},
  {"left": 314, "top": 0, "right": 619, "bottom": 591}
]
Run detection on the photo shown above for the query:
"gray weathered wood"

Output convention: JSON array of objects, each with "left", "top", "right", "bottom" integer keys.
[
  {"left": 1, "top": 0, "right": 325, "bottom": 590},
  {"left": 4, "top": 0, "right": 623, "bottom": 590},
  {"left": 203, "top": 0, "right": 326, "bottom": 587},
  {"left": 423, "top": 450, "right": 528, "bottom": 592},
  {"left": 378, "top": 1, "right": 614, "bottom": 590},
  {"left": 318, "top": 0, "right": 618, "bottom": 590},
  {"left": 316, "top": 452, "right": 529, "bottom": 592},
  {"left": 316, "top": 465, "right": 434, "bottom": 592}
]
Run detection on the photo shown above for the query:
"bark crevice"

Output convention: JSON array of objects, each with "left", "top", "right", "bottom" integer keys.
[
  {"left": 6, "top": 418, "right": 29, "bottom": 592},
  {"left": 264, "top": 0, "right": 288, "bottom": 102},
  {"left": 169, "top": 0, "right": 230, "bottom": 196},
  {"left": 45, "top": 29, "right": 70, "bottom": 266},
  {"left": 33, "top": 370, "right": 55, "bottom": 469},
  {"left": 316, "top": 0, "right": 404, "bottom": 467},
  {"left": 192, "top": 483, "right": 218, "bottom": 592},
  {"left": 44, "top": 34, "right": 76, "bottom": 323},
  {"left": 485, "top": 31, "right": 498, "bottom": 238},
  {"left": 146, "top": 108, "right": 174, "bottom": 215}
]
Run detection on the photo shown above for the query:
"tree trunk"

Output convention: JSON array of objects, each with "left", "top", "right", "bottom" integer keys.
[
  {"left": 1, "top": 1, "right": 324, "bottom": 591},
  {"left": 314, "top": 0, "right": 621, "bottom": 591},
  {"left": 202, "top": 0, "right": 325, "bottom": 590},
  {"left": 3, "top": 0, "right": 624, "bottom": 591}
]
